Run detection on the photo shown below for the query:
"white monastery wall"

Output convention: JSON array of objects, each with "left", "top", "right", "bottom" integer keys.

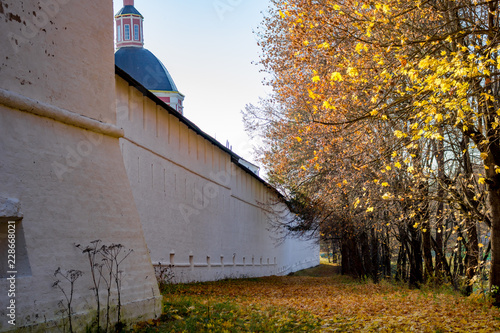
[
  {"left": 0, "top": 1, "right": 160, "bottom": 331},
  {"left": 0, "top": 0, "right": 318, "bottom": 330},
  {"left": 116, "top": 75, "right": 319, "bottom": 283}
]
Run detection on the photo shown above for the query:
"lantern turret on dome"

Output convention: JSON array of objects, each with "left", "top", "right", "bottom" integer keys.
[
  {"left": 115, "top": 0, "right": 144, "bottom": 49},
  {"left": 115, "top": 0, "right": 185, "bottom": 114}
]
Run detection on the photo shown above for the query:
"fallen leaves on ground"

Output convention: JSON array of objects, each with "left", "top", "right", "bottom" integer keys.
[{"left": 132, "top": 265, "right": 500, "bottom": 332}]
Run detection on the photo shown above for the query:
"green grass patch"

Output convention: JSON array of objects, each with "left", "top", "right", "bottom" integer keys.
[{"left": 131, "top": 296, "right": 321, "bottom": 332}]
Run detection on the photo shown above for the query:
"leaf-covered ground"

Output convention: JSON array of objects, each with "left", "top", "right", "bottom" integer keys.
[{"left": 132, "top": 264, "right": 500, "bottom": 332}]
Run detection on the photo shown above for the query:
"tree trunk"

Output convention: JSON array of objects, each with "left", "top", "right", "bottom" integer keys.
[
  {"left": 371, "top": 228, "right": 379, "bottom": 282},
  {"left": 422, "top": 224, "right": 434, "bottom": 280},
  {"left": 431, "top": 235, "right": 456, "bottom": 290},
  {"left": 396, "top": 244, "right": 405, "bottom": 282},
  {"left": 382, "top": 229, "right": 392, "bottom": 279},
  {"left": 352, "top": 236, "right": 364, "bottom": 278},
  {"left": 341, "top": 237, "right": 349, "bottom": 275},
  {"left": 421, "top": 188, "right": 433, "bottom": 280},
  {"left": 488, "top": 186, "right": 500, "bottom": 304},
  {"left": 408, "top": 223, "right": 423, "bottom": 287},
  {"left": 464, "top": 218, "right": 479, "bottom": 295},
  {"left": 458, "top": 239, "right": 464, "bottom": 277},
  {"left": 435, "top": 132, "right": 445, "bottom": 279},
  {"left": 360, "top": 231, "right": 372, "bottom": 278}
]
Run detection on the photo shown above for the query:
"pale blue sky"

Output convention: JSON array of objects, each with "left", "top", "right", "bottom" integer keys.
[{"left": 113, "top": 0, "right": 272, "bottom": 165}]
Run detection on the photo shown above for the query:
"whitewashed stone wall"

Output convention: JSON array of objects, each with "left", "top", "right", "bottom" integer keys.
[
  {"left": 0, "top": 0, "right": 318, "bottom": 330},
  {"left": 116, "top": 75, "right": 319, "bottom": 283},
  {"left": 0, "top": 1, "right": 161, "bottom": 331}
]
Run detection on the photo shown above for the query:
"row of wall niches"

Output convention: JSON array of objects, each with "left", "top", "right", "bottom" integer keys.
[{"left": 160, "top": 252, "right": 278, "bottom": 268}]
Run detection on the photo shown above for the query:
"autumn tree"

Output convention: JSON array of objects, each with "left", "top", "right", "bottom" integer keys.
[{"left": 247, "top": 0, "right": 500, "bottom": 297}]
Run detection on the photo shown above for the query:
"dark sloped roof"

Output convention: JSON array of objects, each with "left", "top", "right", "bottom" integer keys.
[
  {"left": 115, "top": 47, "right": 179, "bottom": 92},
  {"left": 115, "top": 5, "right": 143, "bottom": 17}
]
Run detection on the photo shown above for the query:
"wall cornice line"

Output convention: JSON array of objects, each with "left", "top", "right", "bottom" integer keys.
[
  {"left": 0, "top": 88, "right": 124, "bottom": 138},
  {"left": 122, "top": 136, "right": 232, "bottom": 190}
]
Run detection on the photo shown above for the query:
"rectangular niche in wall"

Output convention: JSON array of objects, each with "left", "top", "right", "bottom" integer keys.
[{"left": 0, "top": 220, "right": 31, "bottom": 278}]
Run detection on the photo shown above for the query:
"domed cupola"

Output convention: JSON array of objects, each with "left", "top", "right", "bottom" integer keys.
[{"left": 115, "top": 0, "right": 185, "bottom": 114}]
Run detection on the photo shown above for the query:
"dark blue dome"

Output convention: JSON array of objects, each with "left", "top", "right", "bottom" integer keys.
[
  {"left": 115, "top": 5, "right": 143, "bottom": 17},
  {"left": 115, "top": 47, "right": 179, "bottom": 92}
]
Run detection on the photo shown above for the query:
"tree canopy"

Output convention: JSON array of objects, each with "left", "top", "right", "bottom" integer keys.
[{"left": 246, "top": 0, "right": 500, "bottom": 300}]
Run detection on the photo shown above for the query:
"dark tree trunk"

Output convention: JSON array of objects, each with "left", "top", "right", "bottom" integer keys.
[
  {"left": 420, "top": 185, "right": 433, "bottom": 280},
  {"left": 396, "top": 243, "right": 406, "bottom": 282},
  {"left": 351, "top": 236, "right": 364, "bottom": 278},
  {"left": 470, "top": 1, "right": 500, "bottom": 302},
  {"left": 360, "top": 231, "right": 372, "bottom": 278},
  {"left": 431, "top": 235, "right": 456, "bottom": 290},
  {"left": 422, "top": 223, "right": 434, "bottom": 280},
  {"left": 452, "top": 245, "right": 458, "bottom": 280},
  {"left": 435, "top": 133, "right": 445, "bottom": 279},
  {"left": 488, "top": 186, "right": 500, "bottom": 303},
  {"left": 458, "top": 239, "right": 464, "bottom": 277},
  {"left": 371, "top": 228, "right": 379, "bottom": 282},
  {"left": 464, "top": 218, "right": 479, "bottom": 295},
  {"left": 408, "top": 223, "right": 423, "bottom": 287},
  {"left": 341, "top": 237, "right": 349, "bottom": 275},
  {"left": 382, "top": 229, "right": 392, "bottom": 279}
]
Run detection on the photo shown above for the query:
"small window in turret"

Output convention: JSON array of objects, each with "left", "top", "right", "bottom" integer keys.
[
  {"left": 134, "top": 24, "right": 139, "bottom": 41},
  {"left": 124, "top": 24, "right": 130, "bottom": 40}
]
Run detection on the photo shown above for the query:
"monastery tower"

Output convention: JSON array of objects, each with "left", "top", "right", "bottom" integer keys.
[{"left": 115, "top": 0, "right": 185, "bottom": 114}]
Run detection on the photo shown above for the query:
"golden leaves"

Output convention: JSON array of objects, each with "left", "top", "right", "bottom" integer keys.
[
  {"left": 346, "top": 67, "right": 359, "bottom": 77},
  {"left": 317, "top": 42, "right": 330, "bottom": 49},
  {"left": 381, "top": 192, "right": 393, "bottom": 200},
  {"left": 393, "top": 130, "right": 406, "bottom": 139},
  {"left": 355, "top": 42, "right": 368, "bottom": 54},
  {"left": 330, "top": 72, "right": 343, "bottom": 82},
  {"left": 148, "top": 272, "right": 500, "bottom": 332}
]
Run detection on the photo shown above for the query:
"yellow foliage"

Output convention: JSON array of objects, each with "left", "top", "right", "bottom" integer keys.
[
  {"left": 330, "top": 72, "right": 343, "bottom": 82},
  {"left": 347, "top": 67, "right": 359, "bottom": 77}
]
